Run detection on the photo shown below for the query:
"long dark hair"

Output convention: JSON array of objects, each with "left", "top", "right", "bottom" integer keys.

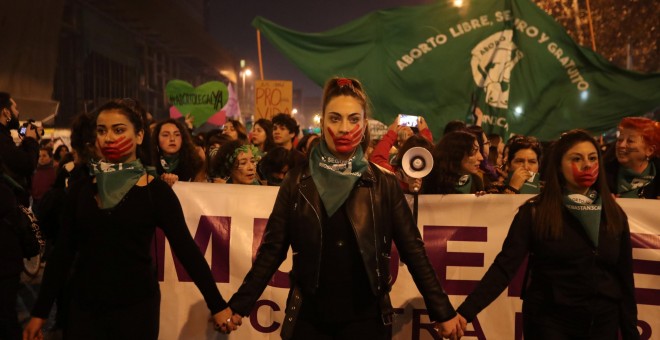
[
  {"left": 534, "top": 129, "right": 625, "bottom": 239},
  {"left": 225, "top": 119, "right": 248, "bottom": 143},
  {"left": 91, "top": 98, "right": 152, "bottom": 165},
  {"left": 253, "top": 118, "right": 275, "bottom": 153},
  {"left": 422, "top": 131, "right": 477, "bottom": 194},
  {"left": 151, "top": 118, "right": 203, "bottom": 181}
]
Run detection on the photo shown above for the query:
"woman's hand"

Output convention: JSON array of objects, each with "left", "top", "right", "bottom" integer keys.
[
  {"left": 23, "top": 317, "right": 46, "bottom": 340},
  {"left": 160, "top": 173, "right": 179, "bottom": 187},
  {"left": 508, "top": 167, "right": 532, "bottom": 190},
  {"left": 388, "top": 115, "right": 401, "bottom": 132},
  {"left": 418, "top": 116, "right": 429, "bottom": 131}
]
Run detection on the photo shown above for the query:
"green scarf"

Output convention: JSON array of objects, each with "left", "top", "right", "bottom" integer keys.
[
  {"left": 563, "top": 190, "right": 602, "bottom": 247},
  {"left": 505, "top": 171, "right": 542, "bottom": 194},
  {"left": 309, "top": 140, "right": 367, "bottom": 216},
  {"left": 90, "top": 159, "right": 146, "bottom": 209},
  {"left": 617, "top": 162, "right": 655, "bottom": 198},
  {"left": 160, "top": 154, "right": 180, "bottom": 173},
  {"left": 455, "top": 175, "right": 472, "bottom": 194}
]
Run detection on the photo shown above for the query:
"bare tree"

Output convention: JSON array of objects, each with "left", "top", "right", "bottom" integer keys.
[{"left": 534, "top": 0, "right": 659, "bottom": 73}]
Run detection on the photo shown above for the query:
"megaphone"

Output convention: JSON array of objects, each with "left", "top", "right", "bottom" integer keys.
[{"left": 401, "top": 147, "right": 433, "bottom": 179}]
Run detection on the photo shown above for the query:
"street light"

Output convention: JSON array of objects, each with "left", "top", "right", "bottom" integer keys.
[
  {"left": 241, "top": 68, "right": 252, "bottom": 98},
  {"left": 240, "top": 68, "right": 252, "bottom": 116}
]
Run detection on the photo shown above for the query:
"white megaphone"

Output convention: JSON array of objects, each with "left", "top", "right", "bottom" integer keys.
[{"left": 401, "top": 147, "right": 434, "bottom": 179}]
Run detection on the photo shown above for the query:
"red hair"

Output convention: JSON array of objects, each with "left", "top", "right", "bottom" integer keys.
[{"left": 619, "top": 117, "right": 660, "bottom": 157}]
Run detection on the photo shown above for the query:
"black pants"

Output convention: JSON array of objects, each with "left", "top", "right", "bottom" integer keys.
[
  {"left": 523, "top": 301, "right": 620, "bottom": 340},
  {"left": 0, "top": 275, "right": 21, "bottom": 340},
  {"left": 64, "top": 291, "right": 160, "bottom": 340},
  {"left": 290, "top": 315, "right": 387, "bottom": 340}
]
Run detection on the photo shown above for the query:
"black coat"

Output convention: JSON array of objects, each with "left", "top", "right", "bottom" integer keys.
[
  {"left": 457, "top": 201, "right": 638, "bottom": 339},
  {"left": 229, "top": 161, "right": 456, "bottom": 335},
  {"left": 0, "top": 124, "right": 39, "bottom": 204}
]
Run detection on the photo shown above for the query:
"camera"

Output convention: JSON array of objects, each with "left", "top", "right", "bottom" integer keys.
[
  {"left": 18, "top": 119, "right": 43, "bottom": 138},
  {"left": 399, "top": 114, "right": 419, "bottom": 127}
]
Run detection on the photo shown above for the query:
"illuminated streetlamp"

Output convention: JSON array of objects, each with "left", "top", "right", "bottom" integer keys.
[
  {"left": 313, "top": 114, "right": 321, "bottom": 125},
  {"left": 291, "top": 108, "right": 298, "bottom": 115},
  {"left": 240, "top": 68, "right": 252, "bottom": 118}
]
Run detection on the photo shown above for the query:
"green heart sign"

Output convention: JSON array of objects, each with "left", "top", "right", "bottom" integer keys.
[{"left": 165, "top": 80, "right": 229, "bottom": 126}]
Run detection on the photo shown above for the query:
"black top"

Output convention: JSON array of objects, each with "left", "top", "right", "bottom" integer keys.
[
  {"left": 302, "top": 204, "right": 379, "bottom": 324},
  {"left": 457, "top": 202, "right": 638, "bottom": 339},
  {"left": 32, "top": 177, "right": 227, "bottom": 317}
]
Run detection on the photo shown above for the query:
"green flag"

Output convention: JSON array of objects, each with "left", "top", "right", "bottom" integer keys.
[{"left": 253, "top": 0, "right": 660, "bottom": 140}]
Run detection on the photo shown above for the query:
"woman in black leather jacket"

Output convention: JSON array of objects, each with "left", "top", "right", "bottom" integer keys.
[{"left": 227, "top": 77, "right": 463, "bottom": 339}]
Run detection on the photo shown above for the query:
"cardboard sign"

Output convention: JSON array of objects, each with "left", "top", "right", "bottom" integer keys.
[
  {"left": 254, "top": 80, "right": 292, "bottom": 120},
  {"left": 166, "top": 80, "right": 228, "bottom": 126}
]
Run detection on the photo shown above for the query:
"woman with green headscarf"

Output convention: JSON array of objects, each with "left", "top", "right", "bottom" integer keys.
[
  {"left": 493, "top": 135, "right": 543, "bottom": 195},
  {"left": 457, "top": 129, "right": 637, "bottom": 339},
  {"left": 226, "top": 77, "right": 463, "bottom": 339},
  {"left": 24, "top": 99, "right": 234, "bottom": 340},
  {"left": 605, "top": 117, "right": 659, "bottom": 199}
]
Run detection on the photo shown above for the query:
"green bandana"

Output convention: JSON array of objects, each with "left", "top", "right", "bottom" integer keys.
[
  {"left": 505, "top": 171, "right": 542, "bottom": 194},
  {"left": 225, "top": 144, "right": 260, "bottom": 172},
  {"left": 563, "top": 190, "right": 602, "bottom": 247},
  {"left": 309, "top": 140, "right": 367, "bottom": 216},
  {"left": 90, "top": 159, "right": 146, "bottom": 209},
  {"left": 617, "top": 162, "right": 655, "bottom": 198},
  {"left": 160, "top": 154, "right": 180, "bottom": 173},
  {"left": 455, "top": 175, "right": 472, "bottom": 194}
]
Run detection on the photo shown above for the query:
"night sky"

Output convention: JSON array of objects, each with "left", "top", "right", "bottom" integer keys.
[{"left": 209, "top": 0, "right": 433, "bottom": 99}]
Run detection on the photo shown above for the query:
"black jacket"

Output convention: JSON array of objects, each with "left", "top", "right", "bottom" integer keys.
[
  {"left": 457, "top": 201, "right": 638, "bottom": 339},
  {"left": 0, "top": 123, "right": 39, "bottom": 204},
  {"left": 605, "top": 157, "right": 660, "bottom": 199},
  {"left": 229, "top": 161, "right": 456, "bottom": 334}
]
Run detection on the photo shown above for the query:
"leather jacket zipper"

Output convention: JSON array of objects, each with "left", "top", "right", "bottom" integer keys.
[{"left": 299, "top": 187, "right": 323, "bottom": 289}]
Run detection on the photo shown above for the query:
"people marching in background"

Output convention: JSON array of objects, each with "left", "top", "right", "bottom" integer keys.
[
  {"left": 489, "top": 135, "right": 544, "bottom": 194},
  {"left": 271, "top": 113, "right": 298, "bottom": 151},
  {"left": 222, "top": 119, "right": 249, "bottom": 144},
  {"left": 250, "top": 118, "right": 276, "bottom": 155},
  {"left": 151, "top": 118, "right": 206, "bottom": 186},
  {"left": 422, "top": 130, "right": 485, "bottom": 195},
  {"left": 605, "top": 117, "right": 659, "bottom": 199}
]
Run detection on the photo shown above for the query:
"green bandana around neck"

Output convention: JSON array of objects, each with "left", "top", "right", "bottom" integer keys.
[
  {"left": 505, "top": 171, "right": 542, "bottom": 194},
  {"left": 90, "top": 159, "right": 146, "bottom": 209},
  {"left": 455, "top": 174, "right": 472, "bottom": 194},
  {"left": 563, "top": 190, "right": 602, "bottom": 246},
  {"left": 617, "top": 162, "right": 655, "bottom": 198},
  {"left": 160, "top": 154, "right": 180, "bottom": 173},
  {"left": 309, "top": 140, "right": 368, "bottom": 216}
]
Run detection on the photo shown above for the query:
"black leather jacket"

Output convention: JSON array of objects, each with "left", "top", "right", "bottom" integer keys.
[{"left": 229, "top": 161, "right": 456, "bottom": 334}]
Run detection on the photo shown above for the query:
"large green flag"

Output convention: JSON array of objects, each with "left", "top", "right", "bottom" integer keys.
[{"left": 253, "top": 0, "right": 660, "bottom": 140}]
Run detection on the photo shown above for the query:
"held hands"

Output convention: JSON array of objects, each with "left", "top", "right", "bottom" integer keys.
[
  {"left": 211, "top": 307, "right": 243, "bottom": 334},
  {"left": 433, "top": 314, "right": 468, "bottom": 340},
  {"left": 22, "top": 317, "right": 46, "bottom": 340},
  {"left": 160, "top": 173, "right": 179, "bottom": 187}
]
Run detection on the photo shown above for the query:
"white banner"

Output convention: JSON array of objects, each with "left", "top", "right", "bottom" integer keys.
[{"left": 158, "top": 183, "right": 660, "bottom": 339}]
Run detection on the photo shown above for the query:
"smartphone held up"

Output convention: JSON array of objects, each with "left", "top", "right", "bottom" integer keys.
[{"left": 399, "top": 114, "right": 419, "bottom": 127}]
